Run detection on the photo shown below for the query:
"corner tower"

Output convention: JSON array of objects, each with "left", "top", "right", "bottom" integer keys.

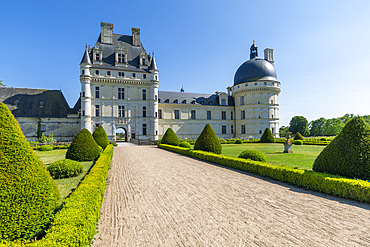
[{"left": 232, "top": 41, "right": 280, "bottom": 138}]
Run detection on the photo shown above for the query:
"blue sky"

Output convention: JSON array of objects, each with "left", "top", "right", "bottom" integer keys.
[{"left": 1, "top": 0, "right": 370, "bottom": 126}]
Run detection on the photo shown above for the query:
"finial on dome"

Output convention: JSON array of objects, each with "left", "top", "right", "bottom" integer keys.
[{"left": 250, "top": 39, "right": 258, "bottom": 59}]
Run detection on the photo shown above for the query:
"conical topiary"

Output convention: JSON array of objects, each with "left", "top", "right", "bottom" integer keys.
[
  {"left": 93, "top": 125, "right": 109, "bottom": 149},
  {"left": 294, "top": 132, "right": 304, "bottom": 140},
  {"left": 194, "top": 124, "right": 222, "bottom": 154},
  {"left": 0, "top": 103, "right": 60, "bottom": 241},
  {"left": 66, "top": 128, "right": 101, "bottom": 161},
  {"left": 260, "top": 128, "right": 275, "bottom": 143},
  {"left": 313, "top": 117, "right": 370, "bottom": 180},
  {"left": 161, "top": 128, "right": 180, "bottom": 146}
]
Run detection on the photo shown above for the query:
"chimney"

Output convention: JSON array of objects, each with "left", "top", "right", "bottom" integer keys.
[
  {"left": 132, "top": 27, "right": 141, "bottom": 46},
  {"left": 264, "top": 48, "right": 274, "bottom": 65},
  {"left": 100, "top": 22, "right": 113, "bottom": 44}
]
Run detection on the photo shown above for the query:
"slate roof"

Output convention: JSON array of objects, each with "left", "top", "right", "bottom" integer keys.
[
  {"left": 0, "top": 87, "right": 72, "bottom": 118},
  {"left": 158, "top": 91, "right": 234, "bottom": 106},
  {"left": 84, "top": 33, "right": 149, "bottom": 72},
  {"left": 149, "top": 56, "right": 158, "bottom": 71},
  {"left": 70, "top": 97, "right": 81, "bottom": 114}
]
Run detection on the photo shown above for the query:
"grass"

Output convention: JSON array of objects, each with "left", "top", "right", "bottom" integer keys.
[
  {"left": 34, "top": 149, "right": 94, "bottom": 201},
  {"left": 221, "top": 143, "right": 325, "bottom": 170}
]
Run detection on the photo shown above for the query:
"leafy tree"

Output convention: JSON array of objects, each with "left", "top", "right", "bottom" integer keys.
[
  {"left": 0, "top": 80, "right": 4, "bottom": 87},
  {"left": 289, "top": 116, "right": 310, "bottom": 136},
  {"left": 323, "top": 118, "right": 344, "bottom": 136},
  {"left": 309, "top": 117, "right": 326, "bottom": 136},
  {"left": 279, "top": 126, "right": 290, "bottom": 137}
]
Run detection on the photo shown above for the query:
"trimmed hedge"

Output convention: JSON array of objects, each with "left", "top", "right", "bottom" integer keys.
[
  {"left": 313, "top": 117, "right": 370, "bottom": 180},
  {"left": 39, "top": 145, "right": 53, "bottom": 151},
  {"left": 66, "top": 129, "right": 101, "bottom": 162},
  {"left": 235, "top": 139, "right": 243, "bottom": 144},
  {"left": 179, "top": 141, "right": 191, "bottom": 148},
  {"left": 47, "top": 159, "right": 83, "bottom": 179},
  {"left": 239, "top": 150, "right": 267, "bottom": 162},
  {"left": 0, "top": 103, "right": 60, "bottom": 241},
  {"left": 93, "top": 126, "right": 109, "bottom": 149},
  {"left": 194, "top": 124, "right": 222, "bottom": 154},
  {"left": 294, "top": 140, "right": 303, "bottom": 145},
  {"left": 260, "top": 128, "right": 275, "bottom": 143},
  {"left": 294, "top": 132, "right": 304, "bottom": 140},
  {"left": 161, "top": 128, "right": 180, "bottom": 146},
  {"left": 158, "top": 144, "right": 370, "bottom": 203}
]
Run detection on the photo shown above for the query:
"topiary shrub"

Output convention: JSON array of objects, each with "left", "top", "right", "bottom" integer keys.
[
  {"left": 47, "top": 159, "right": 83, "bottom": 179},
  {"left": 0, "top": 103, "right": 60, "bottom": 241},
  {"left": 294, "top": 132, "right": 304, "bottom": 140},
  {"left": 235, "top": 139, "right": 243, "bottom": 144},
  {"left": 194, "top": 124, "right": 222, "bottom": 154},
  {"left": 294, "top": 140, "right": 303, "bottom": 145},
  {"left": 92, "top": 126, "right": 109, "bottom": 149},
  {"left": 320, "top": 137, "right": 327, "bottom": 141},
  {"left": 179, "top": 141, "right": 191, "bottom": 148},
  {"left": 66, "top": 129, "right": 101, "bottom": 162},
  {"left": 161, "top": 128, "right": 180, "bottom": 146},
  {"left": 313, "top": 117, "right": 370, "bottom": 180},
  {"left": 260, "top": 128, "right": 275, "bottom": 143},
  {"left": 238, "top": 150, "right": 267, "bottom": 162},
  {"left": 39, "top": 145, "right": 53, "bottom": 151}
]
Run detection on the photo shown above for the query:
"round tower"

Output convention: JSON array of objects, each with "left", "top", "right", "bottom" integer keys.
[
  {"left": 232, "top": 41, "right": 281, "bottom": 138},
  {"left": 80, "top": 47, "right": 93, "bottom": 133},
  {"left": 149, "top": 54, "right": 159, "bottom": 141}
]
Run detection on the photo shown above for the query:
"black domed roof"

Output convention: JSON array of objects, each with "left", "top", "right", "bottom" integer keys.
[{"left": 234, "top": 57, "right": 277, "bottom": 86}]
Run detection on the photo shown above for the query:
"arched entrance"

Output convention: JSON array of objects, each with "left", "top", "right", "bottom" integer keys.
[{"left": 116, "top": 127, "right": 128, "bottom": 142}]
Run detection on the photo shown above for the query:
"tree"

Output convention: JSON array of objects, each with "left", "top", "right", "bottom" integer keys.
[
  {"left": 323, "top": 118, "right": 344, "bottom": 136},
  {"left": 279, "top": 126, "right": 290, "bottom": 137},
  {"left": 260, "top": 128, "right": 275, "bottom": 143},
  {"left": 309, "top": 117, "right": 326, "bottom": 136},
  {"left": 194, "top": 124, "right": 222, "bottom": 154},
  {"left": 0, "top": 80, "right": 5, "bottom": 87},
  {"left": 289, "top": 116, "right": 310, "bottom": 136},
  {"left": 313, "top": 117, "right": 370, "bottom": 180}
]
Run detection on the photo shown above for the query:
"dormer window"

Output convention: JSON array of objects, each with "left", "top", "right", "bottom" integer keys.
[
  {"left": 165, "top": 99, "right": 169, "bottom": 103},
  {"left": 118, "top": 54, "right": 125, "bottom": 63},
  {"left": 93, "top": 42, "right": 103, "bottom": 65},
  {"left": 115, "top": 41, "right": 128, "bottom": 66},
  {"left": 141, "top": 58, "right": 146, "bottom": 66},
  {"left": 139, "top": 47, "right": 148, "bottom": 69},
  {"left": 174, "top": 99, "right": 178, "bottom": 103},
  {"left": 182, "top": 100, "right": 186, "bottom": 104},
  {"left": 95, "top": 53, "right": 100, "bottom": 61},
  {"left": 13, "top": 100, "right": 19, "bottom": 107},
  {"left": 191, "top": 100, "right": 195, "bottom": 104},
  {"left": 39, "top": 101, "right": 44, "bottom": 108}
]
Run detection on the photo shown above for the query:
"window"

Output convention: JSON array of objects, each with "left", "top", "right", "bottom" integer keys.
[
  {"left": 264, "top": 82, "right": 267, "bottom": 85},
  {"left": 240, "top": 96, "right": 244, "bottom": 106},
  {"left": 258, "top": 101, "right": 260, "bottom": 104},
  {"left": 271, "top": 115, "right": 274, "bottom": 119},
  {"left": 158, "top": 99, "right": 161, "bottom": 103},
  {"left": 156, "top": 130, "right": 158, "bottom": 136},
  {"left": 174, "top": 110, "right": 179, "bottom": 119},
  {"left": 158, "top": 109, "right": 162, "bottom": 119},
  {"left": 143, "top": 124, "right": 147, "bottom": 135},
  {"left": 222, "top": 111, "right": 226, "bottom": 120},
  {"left": 165, "top": 99, "right": 169, "bottom": 103},
  {"left": 191, "top": 100, "right": 195, "bottom": 104},
  {"left": 231, "top": 125, "right": 234, "bottom": 134},
  {"left": 40, "top": 124, "right": 46, "bottom": 132},
  {"left": 143, "top": 74, "right": 147, "bottom": 79},
  {"left": 141, "top": 58, "right": 146, "bottom": 65},
  {"left": 245, "top": 83, "right": 248, "bottom": 87},
  {"left": 118, "top": 105, "right": 124, "bottom": 117},
  {"left": 259, "top": 116, "right": 261, "bottom": 118},
  {"left": 259, "top": 130, "right": 262, "bottom": 134},
  {"left": 241, "top": 110, "right": 245, "bottom": 119},
  {"left": 155, "top": 95, "right": 158, "bottom": 101},
  {"left": 13, "top": 100, "right": 19, "bottom": 107},
  {"left": 254, "top": 83, "right": 257, "bottom": 85},
  {"left": 207, "top": 111, "right": 211, "bottom": 120},
  {"left": 95, "top": 105, "right": 100, "bottom": 117},
  {"left": 95, "top": 86, "right": 100, "bottom": 98},
  {"left": 82, "top": 110, "right": 85, "bottom": 116},
  {"left": 191, "top": 110, "right": 196, "bottom": 119},
  {"left": 271, "top": 100, "right": 274, "bottom": 104},
  {"left": 95, "top": 70, "right": 100, "bottom": 75},
  {"left": 118, "top": 88, "right": 124, "bottom": 99},
  {"left": 174, "top": 99, "right": 178, "bottom": 103},
  {"left": 241, "top": 125, "right": 246, "bottom": 134},
  {"left": 182, "top": 100, "right": 186, "bottom": 104},
  {"left": 39, "top": 101, "right": 44, "bottom": 108},
  {"left": 82, "top": 92, "right": 85, "bottom": 97},
  {"left": 118, "top": 72, "right": 124, "bottom": 77},
  {"left": 107, "top": 71, "right": 111, "bottom": 76},
  {"left": 118, "top": 53, "right": 124, "bottom": 63},
  {"left": 95, "top": 53, "right": 100, "bottom": 61},
  {"left": 132, "top": 73, "right": 136, "bottom": 78},
  {"left": 81, "top": 70, "right": 85, "bottom": 75},
  {"left": 155, "top": 112, "right": 158, "bottom": 118},
  {"left": 222, "top": 125, "right": 226, "bottom": 134},
  {"left": 231, "top": 111, "right": 234, "bottom": 120},
  {"left": 155, "top": 75, "right": 158, "bottom": 80},
  {"left": 142, "top": 89, "right": 147, "bottom": 100},
  {"left": 143, "top": 106, "right": 147, "bottom": 117},
  {"left": 221, "top": 99, "right": 227, "bottom": 106}
]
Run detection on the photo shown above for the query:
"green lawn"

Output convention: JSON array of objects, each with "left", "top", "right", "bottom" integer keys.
[
  {"left": 34, "top": 149, "right": 94, "bottom": 201},
  {"left": 221, "top": 143, "right": 325, "bottom": 170}
]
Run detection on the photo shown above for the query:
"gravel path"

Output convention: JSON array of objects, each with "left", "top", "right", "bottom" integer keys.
[{"left": 93, "top": 146, "right": 370, "bottom": 247}]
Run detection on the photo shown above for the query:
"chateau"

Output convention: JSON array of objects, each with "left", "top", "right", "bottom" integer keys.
[{"left": 1, "top": 22, "right": 281, "bottom": 142}]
